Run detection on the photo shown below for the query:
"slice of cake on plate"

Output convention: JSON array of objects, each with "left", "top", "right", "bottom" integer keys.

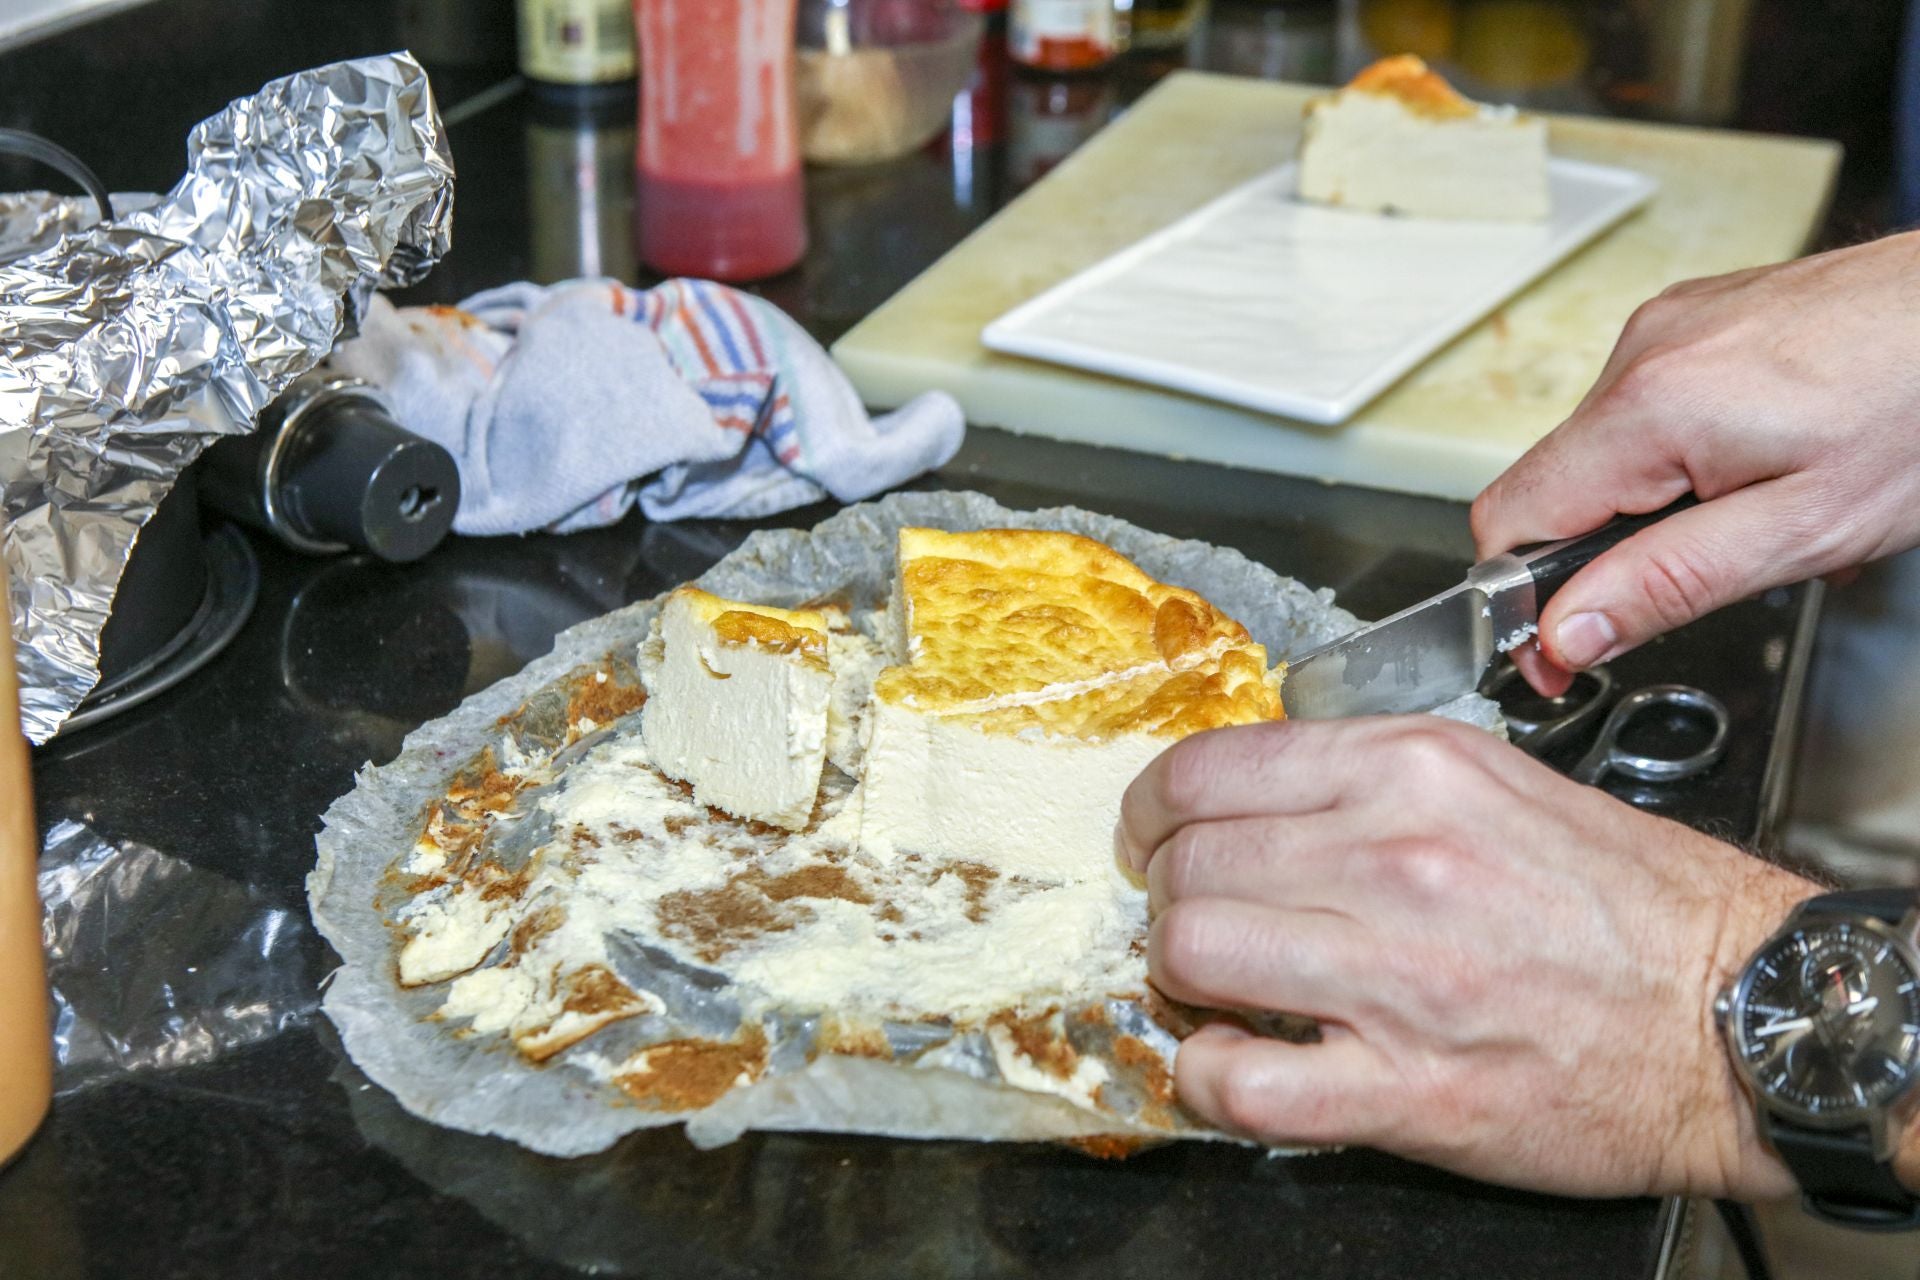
[
  {"left": 857, "top": 527, "right": 1284, "bottom": 884},
  {"left": 641, "top": 587, "right": 833, "bottom": 831},
  {"left": 1297, "top": 54, "right": 1550, "bottom": 221}
]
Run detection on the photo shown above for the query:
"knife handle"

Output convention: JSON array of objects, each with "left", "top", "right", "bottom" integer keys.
[{"left": 1516, "top": 494, "right": 1701, "bottom": 603}]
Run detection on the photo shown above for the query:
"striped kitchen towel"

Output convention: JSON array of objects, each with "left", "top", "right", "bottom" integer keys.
[{"left": 326, "top": 277, "right": 964, "bottom": 534}]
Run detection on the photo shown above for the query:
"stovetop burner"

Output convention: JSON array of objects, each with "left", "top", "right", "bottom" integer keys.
[{"left": 57, "top": 524, "right": 258, "bottom": 736}]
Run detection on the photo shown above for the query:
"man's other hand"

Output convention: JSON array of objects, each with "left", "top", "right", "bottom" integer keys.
[
  {"left": 1472, "top": 231, "right": 1920, "bottom": 694},
  {"left": 1117, "top": 715, "right": 1816, "bottom": 1200}
]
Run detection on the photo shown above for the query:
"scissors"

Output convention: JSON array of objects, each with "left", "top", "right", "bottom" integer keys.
[{"left": 1480, "top": 661, "right": 1731, "bottom": 789}]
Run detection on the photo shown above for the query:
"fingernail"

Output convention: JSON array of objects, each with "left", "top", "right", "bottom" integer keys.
[{"left": 1555, "top": 611, "right": 1618, "bottom": 669}]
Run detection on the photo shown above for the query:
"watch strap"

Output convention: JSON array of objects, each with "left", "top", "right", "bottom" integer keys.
[
  {"left": 1793, "top": 888, "right": 1918, "bottom": 927},
  {"left": 1764, "top": 1115, "right": 1920, "bottom": 1230}
]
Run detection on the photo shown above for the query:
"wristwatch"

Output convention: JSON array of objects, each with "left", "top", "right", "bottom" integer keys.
[{"left": 1717, "top": 888, "right": 1920, "bottom": 1229}]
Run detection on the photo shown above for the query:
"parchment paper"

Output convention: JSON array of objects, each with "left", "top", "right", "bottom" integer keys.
[{"left": 310, "top": 491, "right": 1502, "bottom": 1156}]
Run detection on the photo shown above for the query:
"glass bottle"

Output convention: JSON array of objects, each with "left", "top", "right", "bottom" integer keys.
[
  {"left": 517, "top": 0, "right": 638, "bottom": 92},
  {"left": 1009, "top": 0, "right": 1130, "bottom": 72},
  {"left": 1130, "top": 0, "right": 1206, "bottom": 50},
  {"left": 634, "top": 0, "right": 809, "bottom": 280}
]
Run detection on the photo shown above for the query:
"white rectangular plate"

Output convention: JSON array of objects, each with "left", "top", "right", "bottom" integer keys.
[{"left": 981, "top": 159, "right": 1658, "bottom": 426}]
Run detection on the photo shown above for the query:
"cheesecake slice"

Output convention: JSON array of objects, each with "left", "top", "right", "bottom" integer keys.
[
  {"left": 641, "top": 587, "right": 832, "bottom": 831},
  {"left": 1297, "top": 54, "right": 1550, "bottom": 221},
  {"left": 857, "top": 528, "right": 1284, "bottom": 883}
]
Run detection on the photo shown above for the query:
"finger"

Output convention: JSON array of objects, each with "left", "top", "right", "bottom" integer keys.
[
  {"left": 1148, "top": 897, "right": 1365, "bottom": 1022},
  {"left": 1146, "top": 812, "right": 1370, "bottom": 916},
  {"left": 1470, "top": 416, "right": 1695, "bottom": 562},
  {"left": 1176, "top": 1022, "right": 1404, "bottom": 1148},
  {"left": 1508, "top": 641, "right": 1575, "bottom": 699},
  {"left": 1536, "top": 477, "right": 1849, "bottom": 669},
  {"left": 1471, "top": 262, "right": 1805, "bottom": 562},
  {"left": 1118, "top": 718, "right": 1400, "bottom": 871}
]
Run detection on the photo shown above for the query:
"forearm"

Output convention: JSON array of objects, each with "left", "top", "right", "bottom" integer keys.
[{"left": 1695, "top": 860, "right": 1817, "bottom": 1201}]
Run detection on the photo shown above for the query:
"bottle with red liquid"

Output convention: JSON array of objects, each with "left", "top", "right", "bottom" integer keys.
[{"left": 634, "top": 0, "right": 809, "bottom": 281}]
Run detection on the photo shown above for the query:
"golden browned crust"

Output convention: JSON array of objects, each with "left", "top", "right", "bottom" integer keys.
[
  {"left": 1343, "top": 53, "right": 1478, "bottom": 119},
  {"left": 710, "top": 610, "right": 826, "bottom": 661},
  {"left": 671, "top": 586, "right": 829, "bottom": 668},
  {"left": 874, "top": 527, "right": 1284, "bottom": 738}
]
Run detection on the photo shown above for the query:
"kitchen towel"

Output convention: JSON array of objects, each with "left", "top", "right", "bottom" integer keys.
[{"left": 326, "top": 278, "right": 965, "bottom": 533}]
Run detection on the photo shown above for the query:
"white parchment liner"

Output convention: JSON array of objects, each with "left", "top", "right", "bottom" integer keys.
[{"left": 309, "top": 491, "right": 1501, "bottom": 1156}]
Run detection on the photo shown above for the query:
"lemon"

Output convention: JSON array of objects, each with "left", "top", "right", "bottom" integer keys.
[
  {"left": 1358, "top": 0, "right": 1457, "bottom": 63},
  {"left": 1456, "top": 0, "right": 1588, "bottom": 88}
]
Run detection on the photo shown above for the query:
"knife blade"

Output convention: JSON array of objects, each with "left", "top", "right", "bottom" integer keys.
[{"left": 1281, "top": 496, "right": 1699, "bottom": 719}]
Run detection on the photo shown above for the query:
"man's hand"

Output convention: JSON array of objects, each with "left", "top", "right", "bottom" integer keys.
[
  {"left": 1472, "top": 230, "right": 1920, "bottom": 691},
  {"left": 1116, "top": 714, "right": 1817, "bottom": 1200}
]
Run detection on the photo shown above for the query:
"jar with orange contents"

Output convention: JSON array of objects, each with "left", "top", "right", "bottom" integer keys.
[
  {"left": 1009, "top": 0, "right": 1130, "bottom": 71},
  {"left": 0, "top": 545, "right": 51, "bottom": 1167}
]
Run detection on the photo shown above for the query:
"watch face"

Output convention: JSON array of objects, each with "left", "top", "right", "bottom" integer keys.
[{"left": 1730, "top": 920, "right": 1920, "bottom": 1125}]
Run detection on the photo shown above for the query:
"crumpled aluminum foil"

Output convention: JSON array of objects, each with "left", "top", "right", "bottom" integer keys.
[
  {"left": 0, "top": 193, "right": 102, "bottom": 265},
  {"left": 39, "top": 819, "right": 318, "bottom": 1092},
  {"left": 0, "top": 52, "right": 454, "bottom": 744},
  {"left": 0, "top": 193, "right": 162, "bottom": 267}
]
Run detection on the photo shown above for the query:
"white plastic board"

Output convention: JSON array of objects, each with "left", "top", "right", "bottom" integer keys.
[{"left": 982, "top": 159, "right": 1658, "bottom": 426}]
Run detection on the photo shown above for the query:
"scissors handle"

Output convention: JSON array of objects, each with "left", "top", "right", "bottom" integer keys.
[
  {"left": 1515, "top": 495, "right": 1701, "bottom": 605},
  {"left": 1570, "top": 684, "right": 1730, "bottom": 786},
  {"left": 1482, "top": 662, "right": 1614, "bottom": 756}
]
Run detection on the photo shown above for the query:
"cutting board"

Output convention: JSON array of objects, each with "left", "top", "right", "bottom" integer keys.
[{"left": 831, "top": 71, "right": 1842, "bottom": 502}]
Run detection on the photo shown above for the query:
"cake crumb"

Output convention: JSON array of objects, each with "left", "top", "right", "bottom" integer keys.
[
  {"left": 757, "top": 865, "right": 872, "bottom": 905},
  {"left": 518, "top": 964, "right": 654, "bottom": 1063},
  {"left": 566, "top": 667, "right": 647, "bottom": 731},
  {"left": 816, "top": 1014, "right": 893, "bottom": 1060},
  {"left": 1112, "top": 1035, "right": 1176, "bottom": 1105},
  {"left": 617, "top": 1027, "right": 769, "bottom": 1111},
  {"left": 653, "top": 864, "right": 873, "bottom": 962},
  {"left": 510, "top": 904, "right": 566, "bottom": 957},
  {"left": 936, "top": 861, "right": 999, "bottom": 923},
  {"left": 988, "top": 1007, "right": 1079, "bottom": 1080},
  {"left": 1060, "top": 1134, "right": 1153, "bottom": 1160}
]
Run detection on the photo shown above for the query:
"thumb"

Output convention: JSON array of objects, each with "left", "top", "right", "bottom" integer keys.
[{"left": 1537, "top": 480, "right": 1827, "bottom": 669}]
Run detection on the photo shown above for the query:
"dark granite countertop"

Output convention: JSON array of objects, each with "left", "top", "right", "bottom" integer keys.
[
  {"left": 0, "top": 1, "right": 1890, "bottom": 1276},
  {"left": 13, "top": 432, "right": 1772, "bottom": 1280}
]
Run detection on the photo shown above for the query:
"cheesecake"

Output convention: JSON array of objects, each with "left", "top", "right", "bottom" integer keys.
[
  {"left": 857, "top": 527, "right": 1284, "bottom": 883},
  {"left": 1297, "top": 54, "right": 1550, "bottom": 221},
  {"left": 640, "top": 587, "right": 832, "bottom": 831}
]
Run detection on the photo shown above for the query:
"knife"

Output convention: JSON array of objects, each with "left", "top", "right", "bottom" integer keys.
[{"left": 1281, "top": 496, "right": 1699, "bottom": 719}]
